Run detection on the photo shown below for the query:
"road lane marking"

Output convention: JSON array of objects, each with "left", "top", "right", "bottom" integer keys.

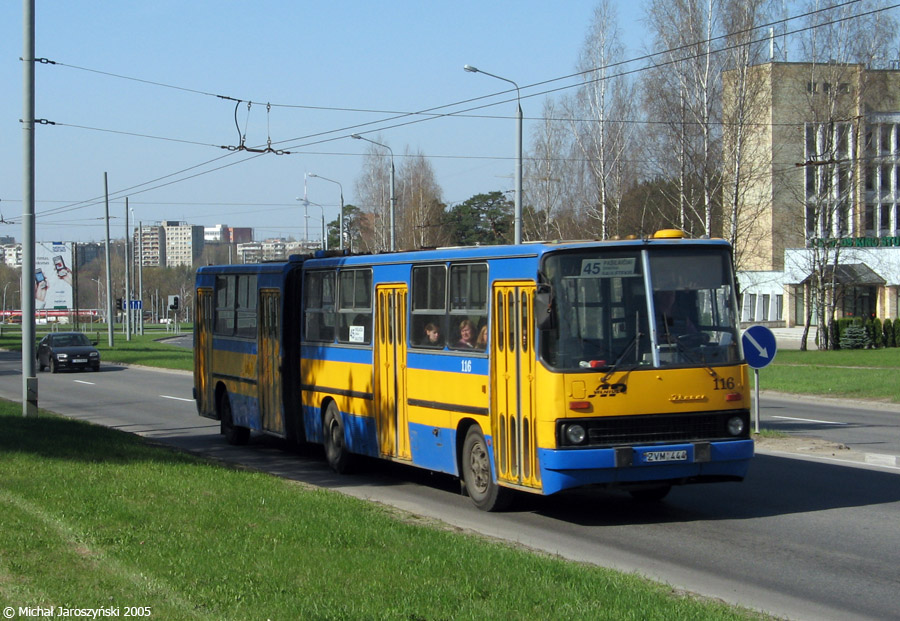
[
  {"left": 73, "top": 380, "right": 95, "bottom": 385},
  {"left": 160, "top": 395, "right": 193, "bottom": 402},
  {"left": 771, "top": 415, "right": 848, "bottom": 425}
]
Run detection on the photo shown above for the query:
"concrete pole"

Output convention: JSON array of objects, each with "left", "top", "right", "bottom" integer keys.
[
  {"left": 104, "top": 173, "right": 114, "bottom": 347},
  {"left": 21, "top": 0, "right": 37, "bottom": 416},
  {"left": 124, "top": 200, "right": 131, "bottom": 341}
]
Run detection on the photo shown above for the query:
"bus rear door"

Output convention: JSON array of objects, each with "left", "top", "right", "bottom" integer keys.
[
  {"left": 258, "top": 289, "right": 284, "bottom": 435},
  {"left": 492, "top": 281, "right": 540, "bottom": 490},
  {"left": 195, "top": 287, "right": 214, "bottom": 417},
  {"left": 375, "top": 284, "right": 411, "bottom": 460}
]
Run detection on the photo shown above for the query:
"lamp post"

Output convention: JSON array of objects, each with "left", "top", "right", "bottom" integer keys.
[
  {"left": 308, "top": 173, "right": 344, "bottom": 251},
  {"left": 464, "top": 64, "right": 523, "bottom": 245},
  {"left": 351, "top": 134, "right": 395, "bottom": 251}
]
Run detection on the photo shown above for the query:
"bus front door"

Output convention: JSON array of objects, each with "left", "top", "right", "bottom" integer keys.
[
  {"left": 492, "top": 282, "right": 540, "bottom": 490},
  {"left": 195, "top": 287, "right": 214, "bottom": 417},
  {"left": 258, "top": 289, "right": 284, "bottom": 435},
  {"left": 374, "top": 284, "right": 411, "bottom": 461}
]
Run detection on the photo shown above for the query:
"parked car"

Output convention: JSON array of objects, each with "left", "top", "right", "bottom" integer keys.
[{"left": 37, "top": 331, "right": 101, "bottom": 373}]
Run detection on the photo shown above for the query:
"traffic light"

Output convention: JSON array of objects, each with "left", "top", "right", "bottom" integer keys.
[
  {"left": 115, "top": 298, "right": 123, "bottom": 311},
  {"left": 168, "top": 295, "right": 180, "bottom": 311}
]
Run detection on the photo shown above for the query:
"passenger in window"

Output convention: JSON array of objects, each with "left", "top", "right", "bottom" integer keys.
[
  {"left": 457, "top": 319, "right": 477, "bottom": 348},
  {"left": 475, "top": 325, "right": 488, "bottom": 349},
  {"left": 424, "top": 322, "right": 442, "bottom": 346}
]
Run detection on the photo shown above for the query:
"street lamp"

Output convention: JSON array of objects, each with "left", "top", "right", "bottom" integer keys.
[
  {"left": 351, "top": 134, "right": 396, "bottom": 251},
  {"left": 295, "top": 196, "right": 326, "bottom": 251},
  {"left": 308, "top": 173, "right": 344, "bottom": 251},
  {"left": 464, "top": 64, "right": 523, "bottom": 245}
]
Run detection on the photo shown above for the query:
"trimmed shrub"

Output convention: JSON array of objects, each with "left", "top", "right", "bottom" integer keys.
[
  {"left": 873, "top": 318, "right": 883, "bottom": 348},
  {"left": 840, "top": 322, "right": 871, "bottom": 349},
  {"left": 895, "top": 318, "right": 900, "bottom": 348},
  {"left": 884, "top": 318, "right": 894, "bottom": 348}
]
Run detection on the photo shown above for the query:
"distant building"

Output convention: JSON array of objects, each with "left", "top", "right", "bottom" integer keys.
[{"left": 162, "top": 221, "right": 204, "bottom": 267}]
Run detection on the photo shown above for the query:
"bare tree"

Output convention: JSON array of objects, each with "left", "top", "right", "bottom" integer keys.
[
  {"left": 396, "top": 149, "right": 446, "bottom": 249},
  {"left": 569, "top": 0, "right": 637, "bottom": 239},
  {"left": 524, "top": 98, "right": 571, "bottom": 240},
  {"left": 644, "top": 0, "right": 726, "bottom": 236},
  {"left": 353, "top": 137, "right": 393, "bottom": 252}
]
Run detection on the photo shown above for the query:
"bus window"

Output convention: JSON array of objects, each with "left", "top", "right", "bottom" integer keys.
[
  {"left": 304, "top": 270, "right": 336, "bottom": 342},
  {"left": 449, "top": 263, "right": 487, "bottom": 351},
  {"left": 214, "top": 275, "right": 236, "bottom": 335},
  {"left": 338, "top": 269, "right": 372, "bottom": 344},
  {"left": 235, "top": 275, "right": 257, "bottom": 338},
  {"left": 411, "top": 265, "right": 446, "bottom": 348}
]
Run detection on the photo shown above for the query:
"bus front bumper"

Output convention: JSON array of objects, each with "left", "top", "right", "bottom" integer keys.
[{"left": 537, "top": 439, "right": 754, "bottom": 496}]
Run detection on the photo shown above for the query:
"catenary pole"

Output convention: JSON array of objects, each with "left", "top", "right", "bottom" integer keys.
[{"left": 22, "top": 0, "right": 37, "bottom": 416}]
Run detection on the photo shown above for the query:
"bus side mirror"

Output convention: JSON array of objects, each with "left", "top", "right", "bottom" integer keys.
[{"left": 534, "top": 286, "right": 555, "bottom": 330}]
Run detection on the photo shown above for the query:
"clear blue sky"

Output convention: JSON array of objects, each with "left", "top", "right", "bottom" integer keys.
[{"left": 1, "top": 1, "right": 650, "bottom": 244}]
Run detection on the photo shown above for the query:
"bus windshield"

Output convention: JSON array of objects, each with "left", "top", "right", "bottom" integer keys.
[{"left": 540, "top": 246, "right": 741, "bottom": 371}]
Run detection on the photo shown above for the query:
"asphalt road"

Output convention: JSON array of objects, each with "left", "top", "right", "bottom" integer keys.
[{"left": 1, "top": 352, "right": 898, "bottom": 621}]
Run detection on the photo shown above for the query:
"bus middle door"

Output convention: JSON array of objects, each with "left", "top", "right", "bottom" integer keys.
[
  {"left": 258, "top": 289, "right": 284, "bottom": 436},
  {"left": 374, "top": 284, "right": 411, "bottom": 461},
  {"left": 194, "top": 287, "right": 215, "bottom": 417},
  {"left": 492, "top": 281, "right": 540, "bottom": 490}
]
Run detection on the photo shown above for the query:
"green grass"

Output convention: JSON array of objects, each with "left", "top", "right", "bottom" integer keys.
[
  {"left": 756, "top": 348, "right": 900, "bottom": 403},
  {"left": 0, "top": 402, "right": 765, "bottom": 620}
]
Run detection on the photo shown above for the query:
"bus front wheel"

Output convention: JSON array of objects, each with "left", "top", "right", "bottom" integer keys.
[
  {"left": 461, "top": 426, "right": 511, "bottom": 512},
  {"left": 323, "top": 401, "right": 353, "bottom": 474},
  {"left": 220, "top": 392, "right": 250, "bottom": 446}
]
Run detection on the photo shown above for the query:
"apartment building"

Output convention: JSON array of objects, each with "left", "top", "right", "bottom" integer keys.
[{"left": 728, "top": 61, "right": 900, "bottom": 326}]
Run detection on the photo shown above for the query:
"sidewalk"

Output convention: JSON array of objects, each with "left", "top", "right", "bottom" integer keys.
[{"left": 767, "top": 326, "right": 818, "bottom": 350}]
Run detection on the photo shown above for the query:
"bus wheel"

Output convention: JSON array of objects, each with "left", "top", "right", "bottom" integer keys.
[
  {"left": 628, "top": 485, "right": 672, "bottom": 502},
  {"left": 220, "top": 392, "right": 249, "bottom": 446},
  {"left": 323, "top": 401, "right": 353, "bottom": 474},
  {"left": 461, "top": 426, "right": 511, "bottom": 512}
]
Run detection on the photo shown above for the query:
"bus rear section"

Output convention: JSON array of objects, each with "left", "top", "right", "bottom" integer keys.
[{"left": 194, "top": 259, "right": 304, "bottom": 446}]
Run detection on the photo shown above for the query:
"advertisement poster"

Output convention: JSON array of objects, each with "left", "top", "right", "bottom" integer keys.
[{"left": 35, "top": 242, "right": 74, "bottom": 310}]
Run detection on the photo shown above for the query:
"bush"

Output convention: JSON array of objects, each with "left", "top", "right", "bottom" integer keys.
[
  {"left": 884, "top": 318, "right": 894, "bottom": 348},
  {"left": 873, "top": 318, "right": 883, "bottom": 348},
  {"left": 896, "top": 319, "right": 900, "bottom": 348},
  {"left": 840, "top": 322, "right": 871, "bottom": 349}
]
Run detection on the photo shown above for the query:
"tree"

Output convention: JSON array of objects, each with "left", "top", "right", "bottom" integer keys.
[
  {"left": 643, "top": 0, "right": 726, "bottom": 237},
  {"left": 524, "top": 98, "right": 572, "bottom": 241},
  {"left": 569, "top": 0, "right": 637, "bottom": 239},
  {"left": 353, "top": 137, "right": 394, "bottom": 252},
  {"left": 444, "top": 192, "right": 513, "bottom": 246},
  {"left": 396, "top": 149, "right": 446, "bottom": 249}
]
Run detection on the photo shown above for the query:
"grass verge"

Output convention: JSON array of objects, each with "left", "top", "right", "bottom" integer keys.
[
  {"left": 756, "top": 348, "right": 900, "bottom": 403},
  {"left": 0, "top": 401, "right": 766, "bottom": 620}
]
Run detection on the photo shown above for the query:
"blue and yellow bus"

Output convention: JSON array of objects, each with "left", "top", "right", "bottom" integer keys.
[{"left": 195, "top": 231, "right": 753, "bottom": 510}]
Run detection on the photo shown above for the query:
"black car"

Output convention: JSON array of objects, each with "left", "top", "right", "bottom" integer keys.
[{"left": 37, "top": 331, "right": 101, "bottom": 373}]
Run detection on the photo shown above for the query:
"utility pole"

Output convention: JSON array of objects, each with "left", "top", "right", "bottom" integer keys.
[
  {"left": 138, "top": 220, "right": 144, "bottom": 335},
  {"left": 104, "top": 173, "right": 114, "bottom": 347},
  {"left": 124, "top": 200, "right": 131, "bottom": 341},
  {"left": 21, "top": 0, "right": 37, "bottom": 416}
]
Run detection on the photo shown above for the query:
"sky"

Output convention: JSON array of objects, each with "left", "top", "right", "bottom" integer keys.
[{"left": 1, "top": 1, "right": 651, "bottom": 244}]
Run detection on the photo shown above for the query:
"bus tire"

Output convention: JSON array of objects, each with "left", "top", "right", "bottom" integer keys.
[
  {"left": 220, "top": 391, "right": 250, "bottom": 446},
  {"left": 628, "top": 484, "right": 672, "bottom": 502},
  {"left": 461, "top": 425, "right": 512, "bottom": 512},
  {"left": 323, "top": 401, "right": 353, "bottom": 474}
]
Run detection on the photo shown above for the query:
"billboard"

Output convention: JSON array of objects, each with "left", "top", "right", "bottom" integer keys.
[{"left": 35, "top": 242, "right": 74, "bottom": 310}]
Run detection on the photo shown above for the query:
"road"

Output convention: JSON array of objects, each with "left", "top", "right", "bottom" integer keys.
[{"left": 0, "top": 351, "right": 898, "bottom": 621}]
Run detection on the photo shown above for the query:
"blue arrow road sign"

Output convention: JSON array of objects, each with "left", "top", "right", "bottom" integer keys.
[{"left": 742, "top": 325, "right": 777, "bottom": 369}]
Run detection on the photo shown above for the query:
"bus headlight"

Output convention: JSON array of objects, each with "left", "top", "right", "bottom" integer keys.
[
  {"left": 565, "top": 424, "right": 586, "bottom": 445},
  {"left": 727, "top": 416, "right": 745, "bottom": 436}
]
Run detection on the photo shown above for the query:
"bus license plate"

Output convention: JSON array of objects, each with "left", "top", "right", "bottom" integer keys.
[{"left": 644, "top": 450, "right": 687, "bottom": 463}]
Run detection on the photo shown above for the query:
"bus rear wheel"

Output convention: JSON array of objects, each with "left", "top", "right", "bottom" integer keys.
[
  {"left": 323, "top": 401, "right": 353, "bottom": 474},
  {"left": 220, "top": 392, "right": 249, "bottom": 446},
  {"left": 461, "top": 426, "right": 511, "bottom": 512}
]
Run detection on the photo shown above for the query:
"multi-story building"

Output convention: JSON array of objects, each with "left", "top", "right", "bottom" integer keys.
[
  {"left": 135, "top": 224, "right": 165, "bottom": 267},
  {"left": 728, "top": 61, "right": 900, "bottom": 326},
  {"left": 162, "top": 221, "right": 204, "bottom": 268}
]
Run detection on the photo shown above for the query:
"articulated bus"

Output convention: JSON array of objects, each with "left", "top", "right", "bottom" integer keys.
[{"left": 194, "top": 231, "right": 753, "bottom": 510}]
